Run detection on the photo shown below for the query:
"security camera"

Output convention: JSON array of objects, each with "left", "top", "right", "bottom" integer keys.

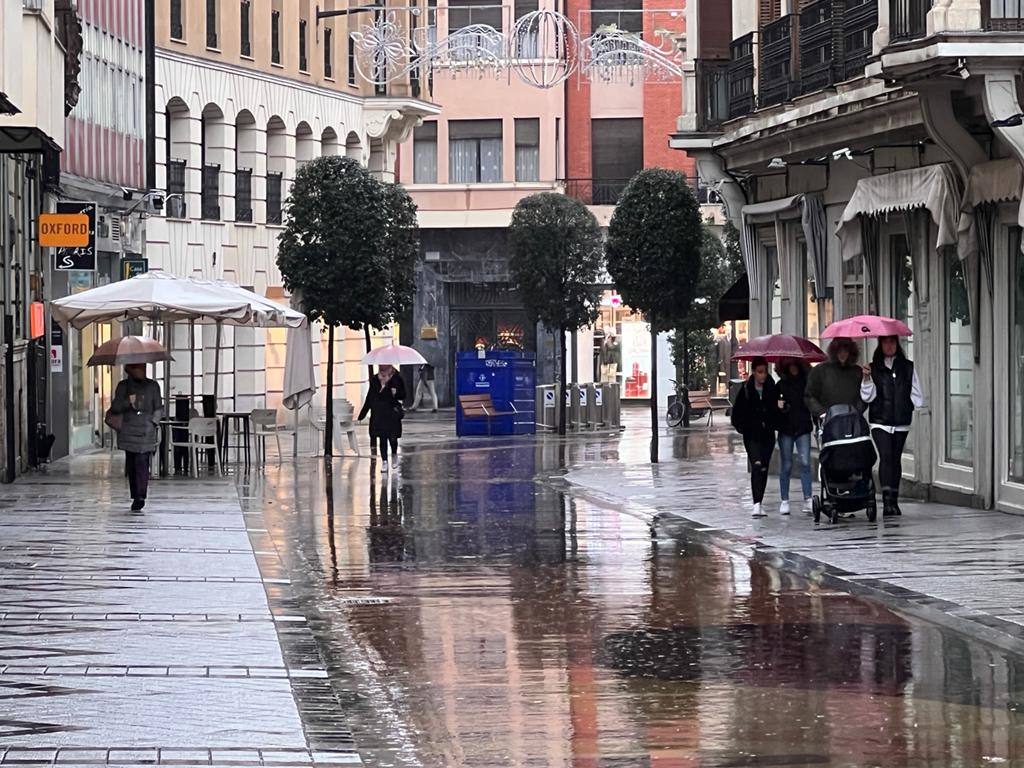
[{"left": 121, "top": 187, "right": 134, "bottom": 200}]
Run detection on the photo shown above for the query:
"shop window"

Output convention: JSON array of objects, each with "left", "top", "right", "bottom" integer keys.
[
  {"left": 801, "top": 242, "right": 830, "bottom": 348},
  {"left": 449, "top": 119, "right": 502, "bottom": 183},
  {"left": 591, "top": 118, "right": 642, "bottom": 204},
  {"left": 842, "top": 254, "right": 865, "bottom": 317},
  {"left": 766, "top": 244, "right": 782, "bottom": 334},
  {"left": 514, "top": 118, "right": 539, "bottom": 182},
  {"left": 413, "top": 122, "right": 438, "bottom": 183},
  {"left": 946, "top": 250, "right": 973, "bottom": 465},
  {"left": 1010, "top": 228, "right": 1024, "bottom": 481},
  {"left": 891, "top": 234, "right": 914, "bottom": 361}
]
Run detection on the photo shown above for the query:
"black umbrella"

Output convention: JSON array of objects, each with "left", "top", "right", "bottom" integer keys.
[{"left": 718, "top": 273, "right": 749, "bottom": 323}]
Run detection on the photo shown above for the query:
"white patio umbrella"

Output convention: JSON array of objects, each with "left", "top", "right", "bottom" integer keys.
[{"left": 282, "top": 321, "right": 317, "bottom": 456}]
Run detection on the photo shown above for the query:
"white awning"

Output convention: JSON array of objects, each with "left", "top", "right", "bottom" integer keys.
[
  {"left": 958, "top": 158, "right": 1024, "bottom": 263},
  {"left": 836, "top": 164, "right": 960, "bottom": 261},
  {"left": 739, "top": 194, "right": 828, "bottom": 302}
]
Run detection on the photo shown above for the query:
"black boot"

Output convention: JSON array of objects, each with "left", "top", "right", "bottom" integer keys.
[
  {"left": 881, "top": 490, "right": 897, "bottom": 517},
  {"left": 891, "top": 491, "right": 902, "bottom": 516}
]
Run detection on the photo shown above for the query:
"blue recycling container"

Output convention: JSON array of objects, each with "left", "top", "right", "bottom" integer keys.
[{"left": 455, "top": 350, "right": 537, "bottom": 436}]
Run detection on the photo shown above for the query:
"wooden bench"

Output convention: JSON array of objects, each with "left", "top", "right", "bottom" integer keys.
[
  {"left": 458, "top": 393, "right": 519, "bottom": 435},
  {"left": 687, "top": 390, "right": 731, "bottom": 429}
]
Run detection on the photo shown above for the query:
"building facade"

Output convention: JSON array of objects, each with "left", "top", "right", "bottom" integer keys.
[
  {"left": 396, "top": 0, "right": 710, "bottom": 405},
  {"left": 674, "top": 0, "right": 1024, "bottom": 512},
  {"left": 0, "top": 0, "right": 78, "bottom": 481}
]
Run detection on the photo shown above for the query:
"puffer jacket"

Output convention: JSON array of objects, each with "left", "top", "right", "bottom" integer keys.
[{"left": 109, "top": 377, "right": 163, "bottom": 453}]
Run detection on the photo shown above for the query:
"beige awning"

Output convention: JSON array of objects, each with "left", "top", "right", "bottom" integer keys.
[
  {"left": 837, "top": 164, "right": 960, "bottom": 261},
  {"left": 958, "top": 158, "right": 1024, "bottom": 262}
]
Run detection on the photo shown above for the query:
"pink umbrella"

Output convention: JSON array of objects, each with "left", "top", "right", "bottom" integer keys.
[
  {"left": 821, "top": 314, "right": 913, "bottom": 339},
  {"left": 732, "top": 334, "right": 827, "bottom": 363}
]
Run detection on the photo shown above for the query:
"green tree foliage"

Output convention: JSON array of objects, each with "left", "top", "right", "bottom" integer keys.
[
  {"left": 606, "top": 168, "right": 704, "bottom": 461},
  {"left": 276, "top": 156, "right": 420, "bottom": 454},
  {"left": 670, "top": 224, "right": 743, "bottom": 388},
  {"left": 508, "top": 193, "right": 603, "bottom": 435}
]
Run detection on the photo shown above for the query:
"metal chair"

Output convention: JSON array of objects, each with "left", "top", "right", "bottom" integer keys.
[
  {"left": 168, "top": 417, "right": 222, "bottom": 477},
  {"left": 250, "top": 408, "right": 283, "bottom": 462}
]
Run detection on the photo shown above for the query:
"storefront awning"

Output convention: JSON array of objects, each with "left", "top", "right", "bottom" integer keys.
[
  {"left": 739, "top": 193, "right": 828, "bottom": 303},
  {"left": 957, "top": 158, "right": 1023, "bottom": 264},
  {"left": 718, "top": 273, "right": 749, "bottom": 323},
  {"left": 836, "top": 164, "right": 960, "bottom": 262}
]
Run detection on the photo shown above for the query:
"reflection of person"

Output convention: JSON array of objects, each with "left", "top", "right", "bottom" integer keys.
[
  {"left": 108, "top": 364, "right": 163, "bottom": 512},
  {"left": 860, "top": 335, "right": 924, "bottom": 517},
  {"left": 805, "top": 337, "right": 863, "bottom": 417},
  {"left": 600, "top": 333, "right": 621, "bottom": 383},
  {"left": 775, "top": 359, "right": 813, "bottom": 515},
  {"left": 730, "top": 357, "right": 778, "bottom": 518},
  {"left": 409, "top": 363, "right": 437, "bottom": 412},
  {"left": 715, "top": 328, "right": 731, "bottom": 395},
  {"left": 358, "top": 364, "right": 407, "bottom": 472}
]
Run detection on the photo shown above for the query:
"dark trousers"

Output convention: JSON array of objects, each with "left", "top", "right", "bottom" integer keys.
[
  {"left": 744, "top": 435, "right": 775, "bottom": 504},
  {"left": 378, "top": 436, "right": 398, "bottom": 461},
  {"left": 872, "top": 428, "right": 909, "bottom": 495},
  {"left": 125, "top": 451, "right": 152, "bottom": 500}
]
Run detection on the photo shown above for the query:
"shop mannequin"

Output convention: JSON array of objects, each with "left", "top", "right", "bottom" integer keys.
[{"left": 600, "top": 333, "right": 621, "bottom": 383}]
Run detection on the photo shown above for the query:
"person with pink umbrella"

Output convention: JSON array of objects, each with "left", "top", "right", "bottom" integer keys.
[{"left": 860, "top": 335, "right": 924, "bottom": 516}]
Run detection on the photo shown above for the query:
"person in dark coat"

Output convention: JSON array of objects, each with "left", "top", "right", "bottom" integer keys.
[
  {"left": 860, "top": 335, "right": 924, "bottom": 516},
  {"left": 805, "top": 337, "right": 863, "bottom": 417},
  {"left": 107, "top": 364, "right": 163, "bottom": 511},
  {"left": 775, "top": 359, "right": 814, "bottom": 515},
  {"left": 358, "top": 364, "right": 407, "bottom": 471},
  {"left": 730, "top": 357, "right": 779, "bottom": 517}
]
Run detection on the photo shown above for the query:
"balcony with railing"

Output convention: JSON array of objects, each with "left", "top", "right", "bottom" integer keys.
[
  {"left": 985, "top": 0, "right": 1024, "bottom": 30},
  {"left": 800, "top": 0, "right": 844, "bottom": 94},
  {"left": 759, "top": 14, "right": 800, "bottom": 108},
  {"left": 695, "top": 59, "right": 730, "bottom": 131},
  {"left": 727, "top": 33, "right": 755, "bottom": 120},
  {"left": 561, "top": 177, "right": 720, "bottom": 207},
  {"left": 843, "top": 0, "right": 878, "bottom": 77},
  {"left": 889, "top": 0, "right": 928, "bottom": 41}
]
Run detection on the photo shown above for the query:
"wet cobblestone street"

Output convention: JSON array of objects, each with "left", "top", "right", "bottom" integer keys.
[{"left": 2, "top": 415, "right": 1024, "bottom": 766}]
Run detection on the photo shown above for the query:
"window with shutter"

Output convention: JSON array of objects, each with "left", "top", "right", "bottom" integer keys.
[{"left": 591, "top": 118, "right": 642, "bottom": 203}]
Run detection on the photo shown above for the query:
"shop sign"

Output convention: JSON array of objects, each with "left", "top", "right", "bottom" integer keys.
[
  {"left": 122, "top": 257, "right": 148, "bottom": 280},
  {"left": 52, "top": 202, "right": 97, "bottom": 271},
  {"left": 39, "top": 213, "right": 90, "bottom": 247},
  {"left": 50, "top": 343, "right": 63, "bottom": 373}
]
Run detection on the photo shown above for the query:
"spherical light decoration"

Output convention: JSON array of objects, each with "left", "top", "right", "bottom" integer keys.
[{"left": 509, "top": 10, "right": 579, "bottom": 89}]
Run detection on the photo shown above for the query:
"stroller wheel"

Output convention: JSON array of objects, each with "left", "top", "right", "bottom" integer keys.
[
  {"left": 812, "top": 496, "right": 821, "bottom": 523},
  {"left": 828, "top": 505, "right": 840, "bottom": 525},
  {"left": 866, "top": 502, "right": 877, "bottom": 523}
]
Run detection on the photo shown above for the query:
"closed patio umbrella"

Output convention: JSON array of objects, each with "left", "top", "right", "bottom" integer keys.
[{"left": 282, "top": 321, "right": 317, "bottom": 456}]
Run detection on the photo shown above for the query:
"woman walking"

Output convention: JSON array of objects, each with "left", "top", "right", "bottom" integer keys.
[
  {"left": 805, "top": 337, "right": 863, "bottom": 417},
  {"left": 861, "top": 335, "right": 924, "bottom": 516},
  {"left": 358, "top": 364, "right": 407, "bottom": 471},
  {"left": 775, "top": 359, "right": 814, "bottom": 515},
  {"left": 730, "top": 357, "right": 779, "bottom": 517},
  {"left": 107, "top": 364, "right": 163, "bottom": 512}
]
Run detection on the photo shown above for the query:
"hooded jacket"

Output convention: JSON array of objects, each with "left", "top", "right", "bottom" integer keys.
[{"left": 805, "top": 342, "right": 864, "bottom": 417}]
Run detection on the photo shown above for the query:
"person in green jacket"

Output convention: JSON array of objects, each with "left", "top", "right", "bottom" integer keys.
[{"left": 805, "top": 337, "right": 863, "bottom": 418}]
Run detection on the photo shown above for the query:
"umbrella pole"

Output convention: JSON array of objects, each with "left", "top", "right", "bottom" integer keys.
[
  {"left": 213, "top": 320, "right": 222, "bottom": 410},
  {"left": 189, "top": 320, "right": 195, "bottom": 407}
]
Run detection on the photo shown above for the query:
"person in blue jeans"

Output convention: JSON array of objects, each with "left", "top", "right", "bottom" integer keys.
[{"left": 775, "top": 359, "right": 814, "bottom": 515}]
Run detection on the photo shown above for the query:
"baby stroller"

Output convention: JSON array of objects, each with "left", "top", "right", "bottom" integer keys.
[{"left": 812, "top": 404, "right": 878, "bottom": 524}]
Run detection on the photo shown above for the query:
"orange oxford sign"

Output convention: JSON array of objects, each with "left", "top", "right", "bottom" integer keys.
[{"left": 39, "top": 213, "right": 91, "bottom": 247}]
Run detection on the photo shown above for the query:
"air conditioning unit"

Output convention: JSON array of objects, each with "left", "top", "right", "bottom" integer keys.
[{"left": 96, "top": 213, "right": 122, "bottom": 253}]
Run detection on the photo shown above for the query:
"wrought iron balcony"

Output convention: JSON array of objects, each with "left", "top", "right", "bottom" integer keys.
[
  {"left": 843, "top": 0, "right": 877, "bottom": 79},
  {"left": 727, "top": 32, "right": 755, "bottom": 120},
  {"left": 889, "top": 0, "right": 927, "bottom": 42},
  {"left": 985, "top": 1, "right": 1024, "bottom": 30},
  {"left": 759, "top": 14, "right": 800, "bottom": 108},
  {"left": 800, "top": 0, "right": 844, "bottom": 95},
  {"left": 696, "top": 59, "right": 730, "bottom": 131},
  {"left": 561, "top": 177, "right": 717, "bottom": 206}
]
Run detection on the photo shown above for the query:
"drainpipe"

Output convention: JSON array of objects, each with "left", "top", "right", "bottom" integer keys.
[{"left": 145, "top": 0, "right": 156, "bottom": 191}]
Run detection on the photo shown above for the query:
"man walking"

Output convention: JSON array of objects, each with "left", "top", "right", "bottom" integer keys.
[{"left": 409, "top": 362, "right": 438, "bottom": 412}]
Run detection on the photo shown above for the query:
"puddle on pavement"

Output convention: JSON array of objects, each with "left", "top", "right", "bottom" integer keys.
[{"left": 241, "top": 438, "right": 1024, "bottom": 767}]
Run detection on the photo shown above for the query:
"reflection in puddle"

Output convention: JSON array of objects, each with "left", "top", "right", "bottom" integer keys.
[{"left": 244, "top": 438, "right": 1024, "bottom": 767}]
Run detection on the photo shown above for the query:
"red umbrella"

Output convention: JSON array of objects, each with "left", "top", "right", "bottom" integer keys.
[
  {"left": 732, "top": 334, "right": 827, "bottom": 363},
  {"left": 821, "top": 314, "right": 912, "bottom": 339}
]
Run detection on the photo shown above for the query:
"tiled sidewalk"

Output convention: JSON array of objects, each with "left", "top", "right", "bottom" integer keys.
[
  {"left": 563, "top": 426, "right": 1024, "bottom": 655},
  {"left": 0, "top": 456, "right": 357, "bottom": 767}
]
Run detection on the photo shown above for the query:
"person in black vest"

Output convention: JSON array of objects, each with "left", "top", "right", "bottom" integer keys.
[
  {"left": 730, "top": 357, "right": 779, "bottom": 518},
  {"left": 860, "top": 335, "right": 924, "bottom": 516}
]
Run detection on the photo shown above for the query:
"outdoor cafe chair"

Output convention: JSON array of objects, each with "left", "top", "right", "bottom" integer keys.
[
  {"left": 168, "top": 417, "right": 222, "bottom": 478},
  {"left": 250, "top": 408, "right": 285, "bottom": 463},
  {"left": 309, "top": 400, "right": 360, "bottom": 456}
]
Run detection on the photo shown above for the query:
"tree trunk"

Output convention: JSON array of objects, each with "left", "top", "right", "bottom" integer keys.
[
  {"left": 682, "top": 332, "right": 690, "bottom": 388},
  {"left": 650, "top": 323, "right": 659, "bottom": 464},
  {"left": 364, "top": 326, "right": 374, "bottom": 381},
  {"left": 324, "top": 324, "right": 335, "bottom": 457},
  {"left": 558, "top": 326, "right": 568, "bottom": 436}
]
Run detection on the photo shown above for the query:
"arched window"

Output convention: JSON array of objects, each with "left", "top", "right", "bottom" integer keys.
[
  {"left": 235, "top": 110, "right": 258, "bottom": 222},
  {"left": 345, "top": 131, "right": 363, "bottom": 163},
  {"left": 201, "top": 103, "right": 227, "bottom": 220},
  {"left": 164, "top": 97, "right": 191, "bottom": 219},
  {"left": 296, "top": 121, "right": 317, "bottom": 169},
  {"left": 266, "top": 116, "right": 287, "bottom": 224},
  {"left": 321, "top": 127, "right": 339, "bottom": 156}
]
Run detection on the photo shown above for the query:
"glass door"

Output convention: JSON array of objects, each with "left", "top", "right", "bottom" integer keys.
[{"left": 1008, "top": 229, "right": 1024, "bottom": 484}]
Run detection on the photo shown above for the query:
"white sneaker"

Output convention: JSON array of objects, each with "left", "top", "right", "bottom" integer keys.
[
  {"left": 382, "top": 459, "right": 389, "bottom": 472},
  {"left": 779, "top": 500, "right": 790, "bottom": 515},
  {"left": 803, "top": 498, "right": 814, "bottom": 513},
  {"left": 391, "top": 454, "right": 399, "bottom": 468},
  {"left": 751, "top": 502, "right": 766, "bottom": 517}
]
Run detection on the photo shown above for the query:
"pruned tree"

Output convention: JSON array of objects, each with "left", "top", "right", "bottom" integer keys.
[
  {"left": 508, "top": 193, "right": 604, "bottom": 435},
  {"left": 277, "top": 156, "right": 419, "bottom": 455},
  {"left": 606, "top": 168, "right": 704, "bottom": 462}
]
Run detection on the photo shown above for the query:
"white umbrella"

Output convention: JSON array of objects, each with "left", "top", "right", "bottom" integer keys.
[
  {"left": 282, "top": 322, "right": 317, "bottom": 456},
  {"left": 360, "top": 343, "right": 427, "bottom": 367}
]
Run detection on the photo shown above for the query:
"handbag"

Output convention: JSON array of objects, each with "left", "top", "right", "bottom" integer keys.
[
  {"left": 104, "top": 410, "right": 123, "bottom": 432},
  {"left": 394, "top": 403, "right": 405, "bottom": 420}
]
